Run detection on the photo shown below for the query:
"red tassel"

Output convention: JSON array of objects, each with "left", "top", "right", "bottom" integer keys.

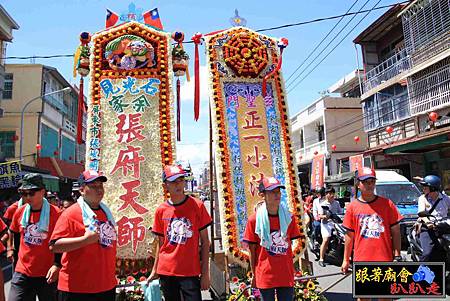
[
  {"left": 177, "top": 78, "right": 181, "bottom": 141},
  {"left": 76, "top": 77, "right": 84, "bottom": 145},
  {"left": 262, "top": 38, "right": 288, "bottom": 97},
  {"left": 191, "top": 33, "right": 202, "bottom": 121}
]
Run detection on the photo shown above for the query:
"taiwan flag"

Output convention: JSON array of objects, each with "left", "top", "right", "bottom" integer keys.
[
  {"left": 143, "top": 8, "right": 163, "bottom": 30},
  {"left": 106, "top": 9, "right": 119, "bottom": 28}
]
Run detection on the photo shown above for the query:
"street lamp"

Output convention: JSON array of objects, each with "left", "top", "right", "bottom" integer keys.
[{"left": 19, "top": 87, "right": 72, "bottom": 162}]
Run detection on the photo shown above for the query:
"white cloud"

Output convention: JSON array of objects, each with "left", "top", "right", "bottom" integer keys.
[
  {"left": 176, "top": 142, "right": 210, "bottom": 176},
  {"left": 179, "top": 65, "right": 210, "bottom": 104}
]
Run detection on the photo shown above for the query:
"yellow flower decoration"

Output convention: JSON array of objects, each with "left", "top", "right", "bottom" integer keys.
[{"left": 306, "top": 280, "right": 316, "bottom": 291}]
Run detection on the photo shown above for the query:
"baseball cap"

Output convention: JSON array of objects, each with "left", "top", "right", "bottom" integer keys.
[
  {"left": 258, "top": 176, "right": 285, "bottom": 192},
  {"left": 19, "top": 173, "right": 45, "bottom": 190},
  {"left": 356, "top": 167, "right": 377, "bottom": 181},
  {"left": 162, "top": 165, "right": 186, "bottom": 182},
  {"left": 78, "top": 170, "right": 107, "bottom": 186}
]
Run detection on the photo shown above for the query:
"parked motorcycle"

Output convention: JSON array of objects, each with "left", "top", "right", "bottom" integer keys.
[
  {"left": 407, "top": 215, "right": 450, "bottom": 295},
  {"left": 307, "top": 205, "right": 345, "bottom": 266}
]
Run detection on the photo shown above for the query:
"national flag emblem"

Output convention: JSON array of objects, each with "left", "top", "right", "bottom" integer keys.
[
  {"left": 143, "top": 8, "right": 163, "bottom": 30},
  {"left": 106, "top": 9, "right": 119, "bottom": 28}
]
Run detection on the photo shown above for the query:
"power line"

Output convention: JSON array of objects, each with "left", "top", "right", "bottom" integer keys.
[
  {"left": 287, "top": 0, "right": 383, "bottom": 94},
  {"left": 284, "top": 0, "right": 361, "bottom": 84},
  {"left": 286, "top": 0, "right": 372, "bottom": 89},
  {"left": 0, "top": 1, "right": 408, "bottom": 60}
]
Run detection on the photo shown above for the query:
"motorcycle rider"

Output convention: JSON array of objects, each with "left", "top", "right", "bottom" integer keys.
[
  {"left": 317, "top": 187, "right": 342, "bottom": 267},
  {"left": 417, "top": 175, "right": 450, "bottom": 261}
]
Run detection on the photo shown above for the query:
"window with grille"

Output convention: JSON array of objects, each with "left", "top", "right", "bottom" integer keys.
[
  {"left": 402, "top": 0, "right": 450, "bottom": 63},
  {"left": 0, "top": 131, "right": 16, "bottom": 158},
  {"left": 3, "top": 73, "right": 13, "bottom": 99}
]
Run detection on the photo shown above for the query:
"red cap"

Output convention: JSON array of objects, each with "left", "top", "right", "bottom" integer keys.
[
  {"left": 258, "top": 176, "right": 285, "bottom": 192},
  {"left": 78, "top": 170, "right": 107, "bottom": 185},
  {"left": 162, "top": 165, "right": 186, "bottom": 182},
  {"left": 356, "top": 167, "right": 377, "bottom": 181}
]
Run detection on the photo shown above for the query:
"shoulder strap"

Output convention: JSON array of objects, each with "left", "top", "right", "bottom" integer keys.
[{"left": 428, "top": 196, "right": 442, "bottom": 215}]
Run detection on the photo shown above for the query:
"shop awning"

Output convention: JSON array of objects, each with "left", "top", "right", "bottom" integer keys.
[
  {"left": 36, "top": 157, "right": 84, "bottom": 180},
  {"left": 384, "top": 134, "right": 449, "bottom": 154}
]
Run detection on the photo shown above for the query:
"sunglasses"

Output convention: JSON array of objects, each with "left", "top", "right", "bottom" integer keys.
[{"left": 19, "top": 189, "right": 40, "bottom": 197}]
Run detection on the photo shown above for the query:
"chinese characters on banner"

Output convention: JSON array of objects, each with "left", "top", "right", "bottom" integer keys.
[
  {"left": 97, "top": 76, "right": 165, "bottom": 259},
  {"left": 353, "top": 262, "right": 445, "bottom": 298},
  {"left": 206, "top": 27, "right": 305, "bottom": 265},
  {"left": 0, "top": 161, "right": 21, "bottom": 189},
  {"left": 349, "top": 154, "right": 364, "bottom": 172},
  {"left": 310, "top": 154, "right": 325, "bottom": 190}
]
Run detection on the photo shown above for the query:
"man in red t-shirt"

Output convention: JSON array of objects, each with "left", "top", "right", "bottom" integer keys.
[
  {"left": 50, "top": 170, "right": 117, "bottom": 301},
  {"left": 341, "top": 168, "right": 403, "bottom": 301},
  {"left": 243, "top": 176, "right": 302, "bottom": 301},
  {"left": 8, "top": 173, "right": 61, "bottom": 301},
  {"left": 4, "top": 198, "right": 26, "bottom": 268},
  {"left": 148, "top": 165, "right": 212, "bottom": 301}
]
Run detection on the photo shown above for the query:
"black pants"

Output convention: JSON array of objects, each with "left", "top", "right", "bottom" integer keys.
[
  {"left": 57, "top": 288, "right": 115, "bottom": 301},
  {"left": 419, "top": 230, "right": 443, "bottom": 262},
  {"left": 8, "top": 272, "right": 57, "bottom": 301},
  {"left": 159, "top": 275, "right": 201, "bottom": 301}
]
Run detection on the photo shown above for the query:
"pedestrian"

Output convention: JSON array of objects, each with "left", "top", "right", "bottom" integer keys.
[
  {"left": 8, "top": 173, "right": 61, "bottom": 301},
  {"left": 243, "top": 176, "right": 301, "bottom": 301},
  {"left": 148, "top": 165, "right": 212, "bottom": 301},
  {"left": 4, "top": 196, "right": 26, "bottom": 270},
  {"left": 50, "top": 170, "right": 117, "bottom": 301},
  {"left": 417, "top": 175, "right": 450, "bottom": 261},
  {"left": 0, "top": 214, "right": 7, "bottom": 301},
  {"left": 317, "top": 187, "right": 342, "bottom": 267},
  {"left": 311, "top": 188, "right": 325, "bottom": 248},
  {"left": 60, "top": 198, "right": 75, "bottom": 212},
  {"left": 341, "top": 167, "right": 403, "bottom": 301}
]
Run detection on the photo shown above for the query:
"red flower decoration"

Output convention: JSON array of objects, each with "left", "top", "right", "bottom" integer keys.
[
  {"left": 139, "top": 276, "right": 147, "bottom": 282},
  {"left": 127, "top": 276, "right": 135, "bottom": 283},
  {"left": 232, "top": 276, "right": 239, "bottom": 283}
]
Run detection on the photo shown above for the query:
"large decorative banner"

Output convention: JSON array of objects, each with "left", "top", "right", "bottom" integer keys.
[
  {"left": 310, "top": 154, "right": 325, "bottom": 190},
  {"left": 86, "top": 21, "right": 175, "bottom": 266},
  {"left": 0, "top": 160, "right": 21, "bottom": 189},
  {"left": 205, "top": 27, "right": 305, "bottom": 265}
]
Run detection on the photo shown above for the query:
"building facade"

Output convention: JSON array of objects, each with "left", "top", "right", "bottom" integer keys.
[
  {"left": 355, "top": 0, "right": 450, "bottom": 186},
  {"left": 0, "top": 5, "right": 19, "bottom": 103},
  {"left": 291, "top": 72, "right": 366, "bottom": 188},
  {"left": 0, "top": 64, "right": 86, "bottom": 181}
]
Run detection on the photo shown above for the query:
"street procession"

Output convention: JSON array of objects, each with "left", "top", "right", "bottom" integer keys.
[{"left": 0, "top": 0, "right": 450, "bottom": 300}]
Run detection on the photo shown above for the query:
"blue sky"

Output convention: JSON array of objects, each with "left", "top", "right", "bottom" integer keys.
[{"left": 2, "top": 0, "right": 397, "bottom": 175}]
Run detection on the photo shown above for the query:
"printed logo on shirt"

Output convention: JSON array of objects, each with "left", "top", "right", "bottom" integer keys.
[
  {"left": 167, "top": 217, "right": 193, "bottom": 245},
  {"left": 23, "top": 224, "right": 47, "bottom": 246},
  {"left": 268, "top": 230, "right": 288, "bottom": 255},
  {"left": 359, "top": 214, "right": 385, "bottom": 239},
  {"left": 99, "top": 221, "right": 117, "bottom": 248}
]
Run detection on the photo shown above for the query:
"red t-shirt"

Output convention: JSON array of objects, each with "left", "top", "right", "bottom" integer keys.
[
  {"left": 243, "top": 213, "right": 302, "bottom": 289},
  {"left": 9, "top": 204, "right": 61, "bottom": 277},
  {"left": 0, "top": 218, "right": 7, "bottom": 253},
  {"left": 4, "top": 202, "right": 19, "bottom": 221},
  {"left": 152, "top": 196, "right": 212, "bottom": 277},
  {"left": 50, "top": 203, "right": 117, "bottom": 293},
  {"left": 342, "top": 196, "right": 403, "bottom": 262}
]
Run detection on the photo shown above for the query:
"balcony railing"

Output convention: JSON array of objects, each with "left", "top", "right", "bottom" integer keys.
[
  {"left": 410, "top": 32, "right": 450, "bottom": 66},
  {"left": 43, "top": 94, "right": 68, "bottom": 114},
  {"left": 295, "top": 140, "right": 326, "bottom": 163},
  {"left": 363, "top": 93, "right": 410, "bottom": 132},
  {"left": 362, "top": 48, "right": 411, "bottom": 94}
]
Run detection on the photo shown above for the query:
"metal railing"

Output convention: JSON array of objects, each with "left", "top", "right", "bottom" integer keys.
[
  {"left": 43, "top": 94, "right": 68, "bottom": 114},
  {"left": 363, "top": 93, "right": 410, "bottom": 132},
  {"left": 362, "top": 48, "right": 411, "bottom": 94},
  {"left": 296, "top": 140, "right": 326, "bottom": 161}
]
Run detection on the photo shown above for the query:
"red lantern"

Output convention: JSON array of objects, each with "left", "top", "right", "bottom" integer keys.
[
  {"left": 331, "top": 144, "right": 337, "bottom": 151},
  {"left": 69, "top": 156, "right": 73, "bottom": 160},
  {"left": 314, "top": 151, "right": 318, "bottom": 155},
  {"left": 429, "top": 112, "right": 438, "bottom": 122},
  {"left": 80, "top": 160, "right": 84, "bottom": 164},
  {"left": 53, "top": 151, "right": 59, "bottom": 156},
  {"left": 35, "top": 144, "right": 42, "bottom": 150},
  {"left": 354, "top": 136, "right": 360, "bottom": 143},
  {"left": 386, "top": 126, "right": 393, "bottom": 134},
  {"left": 11, "top": 135, "right": 18, "bottom": 142}
]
